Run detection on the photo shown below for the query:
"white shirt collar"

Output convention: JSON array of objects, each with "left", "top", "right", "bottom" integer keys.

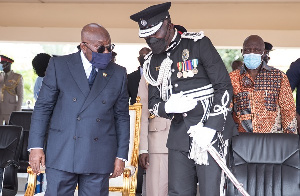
[{"left": 80, "top": 50, "right": 97, "bottom": 78}]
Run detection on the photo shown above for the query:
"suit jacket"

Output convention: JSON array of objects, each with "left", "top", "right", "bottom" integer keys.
[
  {"left": 127, "top": 68, "right": 141, "bottom": 105},
  {"left": 138, "top": 77, "right": 171, "bottom": 154},
  {"left": 28, "top": 52, "right": 130, "bottom": 174},
  {"left": 0, "top": 70, "right": 23, "bottom": 114}
]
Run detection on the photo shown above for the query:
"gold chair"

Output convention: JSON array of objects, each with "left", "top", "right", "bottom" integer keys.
[
  {"left": 109, "top": 98, "right": 142, "bottom": 196},
  {"left": 25, "top": 98, "right": 142, "bottom": 196}
]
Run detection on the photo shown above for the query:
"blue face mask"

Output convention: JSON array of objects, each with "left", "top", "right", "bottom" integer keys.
[
  {"left": 243, "top": 53, "right": 263, "bottom": 69},
  {"left": 90, "top": 52, "right": 112, "bottom": 69},
  {"left": 0, "top": 63, "right": 3, "bottom": 71}
]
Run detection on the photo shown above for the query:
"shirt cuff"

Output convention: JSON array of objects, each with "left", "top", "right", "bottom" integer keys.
[
  {"left": 28, "top": 147, "right": 43, "bottom": 152},
  {"left": 116, "top": 157, "right": 127, "bottom": 162},
  {"left": 139, "top": 150, "right": 148, "bottom": 155}
]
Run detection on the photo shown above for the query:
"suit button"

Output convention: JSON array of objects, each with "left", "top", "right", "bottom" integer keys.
[
  {"left": 73, "top": 98, "right": 77, "bottom": 102},
  {"left": 73, "top": 136, "right": 77, "bottom": 140},
  {"left": 96, "top": 118, "right": 101, "bottom": 122},
  {"left": 94, "top": 137, "right": 98, "bottom": 141},
  {"left": 174, "top": 84, "right": 178, "bottom": 87},
  {"left": 183, "top": 113, "right": 187, "bottom": 117},
  {"left": 77, "top": 116, "right": 81, "bottom": 121},
  {"left": 102, "top": 100, "right": 106, "bottom": 104}
]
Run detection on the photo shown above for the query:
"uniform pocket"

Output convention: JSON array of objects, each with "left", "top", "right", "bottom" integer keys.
[{"left": 149, "top": 118, "right": 167, "bottom": 132}]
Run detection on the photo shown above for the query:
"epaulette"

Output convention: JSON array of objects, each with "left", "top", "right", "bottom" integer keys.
[{"left": 181, "top": 31, "right": 205, "bottom": 42}]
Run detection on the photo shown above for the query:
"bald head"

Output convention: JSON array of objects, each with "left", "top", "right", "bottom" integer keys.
[
  {"left": 81, "top": 23, "right": 110, "bottom": 43},
  {"left": 242, "top": 35, "right": 265, "bottom": 55},
  {"left": 80, "top": 23, "right": 112, "bottom": 61},
  {"left": 139, "top": 47, "right": 151, "bottom": 56},
  {"left": 138, "top": 47, "right": 151, "bottom": 67}
]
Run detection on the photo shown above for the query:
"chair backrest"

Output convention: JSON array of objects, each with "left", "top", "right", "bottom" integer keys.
[
  {"left": 0, "top": 125, "right": 23, "bottom": 196},
  {"left": 227, "top": 133, "right": 300, "bottom": 196},
  {"left": 109, "top": 102, "right": 142, "bottom": 195},
  {"left": 9, "top": 111, "right": 33, "bottom": 173},
  {"left": 0, "top": 125, "right": 23, "bottom": 168}
]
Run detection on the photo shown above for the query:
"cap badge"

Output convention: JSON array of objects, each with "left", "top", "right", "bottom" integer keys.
[{"left": 140, "top": 19, "right": 147, "bottom": 27}]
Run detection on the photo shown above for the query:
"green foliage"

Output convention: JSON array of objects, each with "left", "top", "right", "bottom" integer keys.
[
  {"left": 14, "top": 69, "right": 36, "bottom": 106},
  {"left": 217, "top": 49, "right": 243, "bottom": 72},
  {"left": 0, "top": 43, "right": 77, "bottom": 108}
]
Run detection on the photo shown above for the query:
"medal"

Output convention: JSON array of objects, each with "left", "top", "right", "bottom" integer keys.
[
  {"left": 177, "top": 72, "right": 183, "bottom": 78},
  {"left": 192, "top": 68, "right": 198, "bottom": 74},
  {"left": 191, "top": 59, "right": 198, "bottom": 75},
  {"left": 177, "top": 62, "right": 183, "bottom": 78},
  {"left": 182, "top": 71, "right": 188, "bottom": 78},
  {"left": 187, "top": 70, "right": 194, "bottom": 77}
]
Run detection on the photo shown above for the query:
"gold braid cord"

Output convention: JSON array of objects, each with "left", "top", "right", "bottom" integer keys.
[{"left": 1, "top": 76, "right": 21, "bottom": 101}]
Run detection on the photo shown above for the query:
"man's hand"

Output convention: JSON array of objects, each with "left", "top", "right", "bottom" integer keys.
[
  {"left": 29, "top": 149, "right": 45, "bottom": 174},
  {"left": 110, "top": 158, "right": 125, "bottom": 178},
  {"left": 139, "top": 153, "right": 149, "bottom": 169},
  {"left": 165, "top": 92, "right": 197, "bottom": 114}
]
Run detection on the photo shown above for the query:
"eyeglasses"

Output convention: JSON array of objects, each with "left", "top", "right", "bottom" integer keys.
[{"left": 82, "top": 42, "right": 115, "bottom": 53}]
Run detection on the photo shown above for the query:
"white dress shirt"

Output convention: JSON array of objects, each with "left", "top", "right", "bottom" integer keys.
[{"left": 80, "top": 50, "right": 98, "bottom": 78}]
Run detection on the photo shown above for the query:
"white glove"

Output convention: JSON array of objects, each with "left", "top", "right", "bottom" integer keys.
[
  {"left": 187, "top": 123, "right": 216, "bottom": 149},
  {"left": 187, "top": 122, "right": 216, "bottom": 165},
  {"left": 165, "top": 92, "right": 197, "bottom": 114}
]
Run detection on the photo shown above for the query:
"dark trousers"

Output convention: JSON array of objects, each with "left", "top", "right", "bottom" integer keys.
[
  {"left": 45, "top": 167, "right": 110, "bottom": 196},
  {"left": 168, "top": 141, "right": 226, "bottom": 196}
]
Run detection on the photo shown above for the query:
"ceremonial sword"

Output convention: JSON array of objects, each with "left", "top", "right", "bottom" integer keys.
[{"left": 207, "top": 145, "right": 250, "bottom": 196}]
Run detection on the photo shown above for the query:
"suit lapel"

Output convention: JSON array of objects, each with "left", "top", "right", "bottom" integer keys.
[
  {"left": 79, "top": 62, "right": 115, "bottom": 113},
  {"left": 67, "top": 52, "right": 90, "bottom": 97}
]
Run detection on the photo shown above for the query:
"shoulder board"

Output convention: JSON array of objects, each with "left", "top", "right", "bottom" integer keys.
[{"left": 181, "top": 31, "right": 205, "bottom": 42}]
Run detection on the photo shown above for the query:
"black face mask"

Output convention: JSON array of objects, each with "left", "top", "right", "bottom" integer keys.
[
  {"left": 146, "top": 37, "right": 167, "bottom": 54},
  {"left": 138, "top": 55, "right": 145, "bottom": 67},
  {"left": 145, "top": 23, "right": 170, "bottom": 54}
]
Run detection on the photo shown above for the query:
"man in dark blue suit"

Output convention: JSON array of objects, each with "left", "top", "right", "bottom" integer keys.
[{"left": 28, "top": 23, "right": 130, "bottom": 196}]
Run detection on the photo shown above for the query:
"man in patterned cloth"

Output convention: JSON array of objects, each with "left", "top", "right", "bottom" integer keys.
[
  {"left": 230, "top": 35, "right": 297, "bottom": 134},
  {"left": 130, "top": 2, "right": 237, "bottom": 196}
]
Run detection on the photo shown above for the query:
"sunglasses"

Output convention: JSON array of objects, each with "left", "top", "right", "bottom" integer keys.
[{"left": 83, "top": 42, "right": 115, "bottom": 53}]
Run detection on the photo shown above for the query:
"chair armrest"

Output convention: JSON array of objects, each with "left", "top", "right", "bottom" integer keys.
[
  {"left": 122, "top": 166, "right": 137, "bottom": 196},
  {"left": 124, "top": 166, "right": 136, "bottom": 177},
  {"left": 4, "top": 160, "right": 19, "bottom": 168}
]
